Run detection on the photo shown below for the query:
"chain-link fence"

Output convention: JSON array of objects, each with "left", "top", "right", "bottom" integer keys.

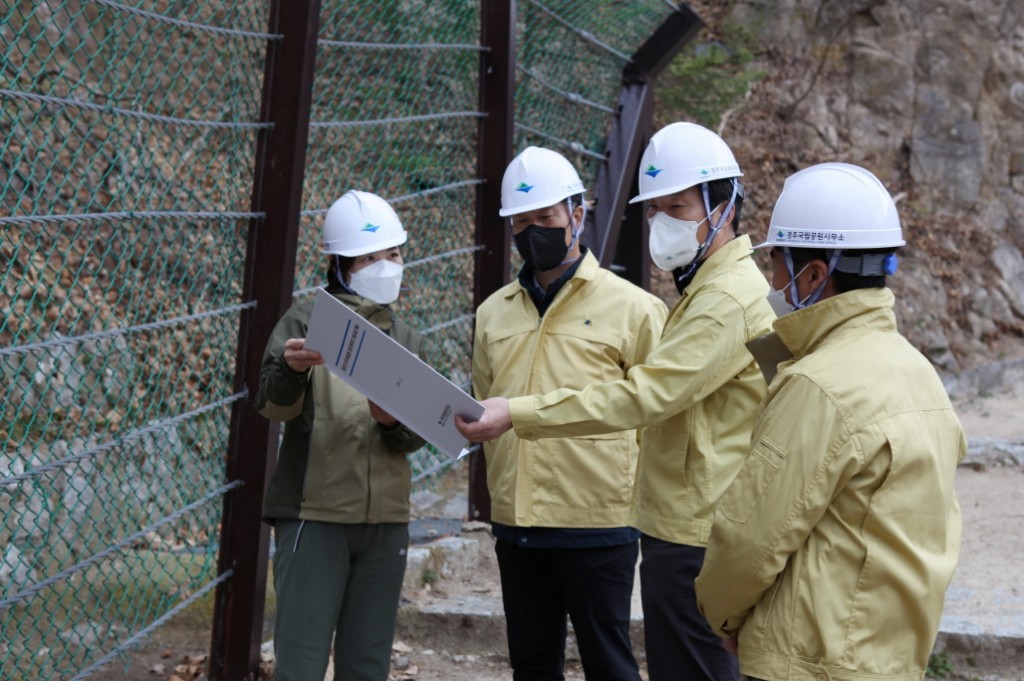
[
  {"left": 1, "top": 2, "right": 268, "bottom": 678},
  {"left": 1, "top": 0, "right": 686, "bottom": 678}
]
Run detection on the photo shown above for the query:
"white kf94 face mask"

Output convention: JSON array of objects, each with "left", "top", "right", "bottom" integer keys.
[
  {"left": 765, "top": 262, "right": 812, "bottom": 317},
  {"left": 648, "top": 212, "right": 709, "bottom": 271},
  {"left": 766, "top": 288, "right": 794, "bottom": 317},
  {"left": 349, "top": 259, "right": 404, "bottom": 304}
]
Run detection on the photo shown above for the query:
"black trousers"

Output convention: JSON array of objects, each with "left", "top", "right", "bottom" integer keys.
[
  {"left": 640, "top": 535, "right": 739, "bottom": 681},
  {"left": 495, "top": 539, "right": 642, "bottom": 681}
]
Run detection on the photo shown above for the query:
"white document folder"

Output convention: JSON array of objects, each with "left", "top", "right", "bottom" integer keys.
[{"left": 303, "top": 288, "right": 483, "bottom": 460}]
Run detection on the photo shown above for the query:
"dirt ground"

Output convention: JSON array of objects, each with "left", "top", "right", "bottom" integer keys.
[
  {"left": 388, "top": 471, "right": 1024, "bottom": 681},
  {"left": 99, "top": 376, "right": 1024, "bottom": 681}
]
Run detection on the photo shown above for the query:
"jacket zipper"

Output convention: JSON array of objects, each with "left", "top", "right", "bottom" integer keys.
[{"left": 528, "top": 280, "right": 572, "bottom": 391}]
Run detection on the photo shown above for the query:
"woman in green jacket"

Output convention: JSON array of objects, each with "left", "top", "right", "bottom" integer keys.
[{"left": 255, "top": 190, "right": 426, "bottom": 681}]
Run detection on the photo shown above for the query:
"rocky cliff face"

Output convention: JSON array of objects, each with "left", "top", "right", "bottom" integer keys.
[{"left": 663, "top": 0, "right": 1024, "bottom": 370}]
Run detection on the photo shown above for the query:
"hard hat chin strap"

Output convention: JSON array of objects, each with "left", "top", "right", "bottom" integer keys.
[
  {"left": 560, "top": 197, "right": 586, "bottom": 267},
  {"left": 674, "top": 179, "right": 739, "bottom": 282},
  {"left": 784, "top": 247, "right": 842, "bottom": 310},
  {"left": 702, "top": 178, "right": 739, "bottom": 246}
]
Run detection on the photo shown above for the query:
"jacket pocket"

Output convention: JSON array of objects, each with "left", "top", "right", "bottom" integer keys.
[
  {"left": 720, "top": 435, "right": 785, "bottom": 524},
  {"left": 756, "top": 576, "right": 782, "bottom": 632},
  {"left": 536, "top": 432, "right": 636, "bottom": 511}
]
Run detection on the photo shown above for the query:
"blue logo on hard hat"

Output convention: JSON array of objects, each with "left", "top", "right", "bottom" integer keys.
[
  {"left": 516, "top": 182, "right": 533, "bottom": 193},
  {"left": 777, "top": 230, "right": 785, "bottom": 239},
  {"left": 700, "top": 169, "right": 710, "bottom": 176},
  {"left": 644, "top": 165, "right": 662, "bottom": 178},
  {"left": 361, "top": 223, "right": 380, "bottom": 233}
]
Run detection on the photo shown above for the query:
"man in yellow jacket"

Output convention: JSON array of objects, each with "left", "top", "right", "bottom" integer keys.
[
  {"left": 474, "top": 146, "right": 667, "bottom": 681},
  {"left": 460, "top": 124, "right": 776, "bottom": 681},
  {"left": 695, "top": 163, "right": 964, "bottom": 681}
]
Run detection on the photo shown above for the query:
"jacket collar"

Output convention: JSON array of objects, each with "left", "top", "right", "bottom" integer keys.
[
  {"left": 774, "top": 287, "right": 897, "bottom": 359},
  {"left": 334, "top": 291, "right": 394, "bottom": 333},
  {"left": 503, "top": 248, "right": 599, "bottom": 300},
  {"left": 679, "top": 235, "right": 756, "bottom": 302}
]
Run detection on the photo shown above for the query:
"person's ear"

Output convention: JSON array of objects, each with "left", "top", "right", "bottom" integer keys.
[
  {"left": 806, "top": 259, "right": 830, "bottom": 289},
  {"left": 572, "top": 203, "right": 585, "bottom": 226}
]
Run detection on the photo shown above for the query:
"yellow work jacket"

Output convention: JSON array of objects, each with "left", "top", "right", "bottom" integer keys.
[
  {"left": 474, "top": 251, "right": 667, "bottom": 528},
  {"left": 510, "top": 236, "right": 775, "bottom": 545},
  {"left": 696, "top": 288, "right": 964, "bottom": 681}
]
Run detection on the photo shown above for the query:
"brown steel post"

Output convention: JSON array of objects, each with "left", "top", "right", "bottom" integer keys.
[
  {"left": 596, "top": 85, "right": 656, "bottom": 288},
  {"left": 586, "top": 82, "right": 654, "bottom": 287},
  {"left": 468, "top": 0, "right": 516, "bottom": 523},
  {"left": 209, "top": 1, "right": 320, "bottom": 678},
  {"left": 587, "top": 4, "right": 703, "bottom": 287}
]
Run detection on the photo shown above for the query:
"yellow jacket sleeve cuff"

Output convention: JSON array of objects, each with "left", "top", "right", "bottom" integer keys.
[{"left": 509, "top": 395, "right": 540, "bottom": 440}]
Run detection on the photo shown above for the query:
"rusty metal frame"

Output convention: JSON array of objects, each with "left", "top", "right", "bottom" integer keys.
[
  {"left": 208, "top": 1, "right": 321, "bottom": 677},
  {"left": 587, "top": 5, "right": 704, "bottom": 286},
  {"left": 468, "top": 0, "right": 517, "bottom": 523}
]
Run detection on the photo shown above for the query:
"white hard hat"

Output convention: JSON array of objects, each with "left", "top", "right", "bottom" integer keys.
[
  {"left": 629, "top": 122, "right": 743, "bottom": 204},
  {"left": 322, "top": 190, "right": 408, "bottom": 257},
  {"left": 499, "top": 146, "right": 586, "bottom": 217},
  {"left": 756, "top": 162, "right": 905, "bottom": 250}
]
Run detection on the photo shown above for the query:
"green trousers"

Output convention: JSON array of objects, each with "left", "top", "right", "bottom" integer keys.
[{"left": 272, "top": 519, "right": 409, "bottom": 681}]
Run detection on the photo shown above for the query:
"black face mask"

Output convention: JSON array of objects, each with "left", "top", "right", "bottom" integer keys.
[{"left": 514, "top": 224, "right": 570, "bottom": 273}]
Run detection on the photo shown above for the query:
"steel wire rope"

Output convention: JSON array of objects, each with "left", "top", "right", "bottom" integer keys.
[
  {"left": 420, "top": 314, "right": 475, "bottom": 335},
  {"left": 517, "top": 64, "right": 617, "bottom": 114},
  {"left": 0, "top": 480, "right": 242, "bottom": 611},
  {"left": 0, "top": 210, "right": 263, "bottom": 227},
  {"left": 0, "top": 90, "right": 272, "bottom": 129},
  {"left": 0, "top": 303, "right": 257, "bottom": 358},
  {"left": 525, "top": 0, "right": 632, "bottom": 62},
  {"left": 515, "top": 122, "right": 606, "bottom": 161},
  {"left": 319, "top": 39, "right": 486, "bottom": 51},
  {"left": 0, "top": 393, "right": 247, "bottom": 487},
  {"left": 91, "top": 0, "right": 282, "bottom": 39},
  {"left": 308, "top": 111, "right": 485, "bottom": 129},
  {"left": 299, "top": 180, "right": 485, "bottom": 219},
  {"left": 66, "top": 568, "right": 234, "bottom": 681}
]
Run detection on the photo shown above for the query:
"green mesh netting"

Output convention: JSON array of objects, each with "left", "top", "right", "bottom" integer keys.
[{"left": 1, "top": 0, "right": 680, "bottom": 677}]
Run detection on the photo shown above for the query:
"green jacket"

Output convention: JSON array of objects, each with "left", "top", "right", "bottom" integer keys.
[
  {"left": 696, "top": 288, "right": 964, "bottom": 681},
  {"left": 473, "top": 251, "right": 667, "bottom": 528},
  {"left": 510, "top": 236, "right": 775, "bottom": 545},
  {"left": 256, "top": 291, "right": 426, "bottom": 525}
]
